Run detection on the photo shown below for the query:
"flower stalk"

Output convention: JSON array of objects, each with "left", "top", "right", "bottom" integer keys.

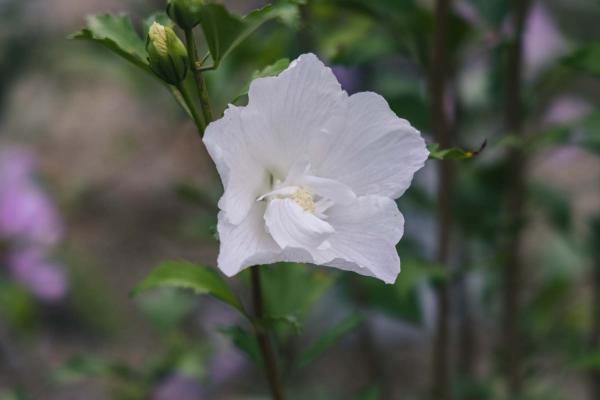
[
  {"left": 502, "top": 0, "right": 531, "bottom": 396},
  {"left": 429, "top": 0, "right": 453, "bottom": 399},
  {"left": 184, "top": 28, "right": 214, "bottom": 128},
  {"left": 176, "top": 80, "right": 206, "bottom": 134},
  {"left": 250, "top": 266, "right": 285, "bottom": 400}
]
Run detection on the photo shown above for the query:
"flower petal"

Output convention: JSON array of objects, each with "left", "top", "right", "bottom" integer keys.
[
  {"left": 301, "top": 175, "right": 356, "bottom": 206},
  {"left": 317, "top": 196, "right": 404, "bottom": 283},
  {"left": 204, "top": 106, "right": 270, "bottom": 225},
  {"left": 264, "top": 198, "right": 334, "bottom": 250},
  {"left": 216, "top": 203, "right": 281, "bottom": 276},
  {"left": 242, "top": 53, "right": 347, "bottom": 177},
  {"left": 311, "top": 91, "right": 428, "bottom": 199}
]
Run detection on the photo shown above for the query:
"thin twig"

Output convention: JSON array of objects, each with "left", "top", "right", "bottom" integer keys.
[
  {"left": 429, "top": 0, "right": 453, "bottom": 399},
  {"left": 250, "top": 266, "right": 285, "bottom": 400},
  {"left": 502, "top": 0, "right": 531, "bottom": 396},
  {"left": 184, "top": 29, "right": 214, "bottom": 127}
]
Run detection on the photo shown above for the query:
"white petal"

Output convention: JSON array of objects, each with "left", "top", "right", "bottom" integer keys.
[
  {"left": 243, "top": 53, "right": 347, "bottom": 177},
  {"left": 264, "top": 198, "right": 334, "bottom": 250},
  {"left": 203, "top": 106, "right": 270, "bottom": 225},
  {"left": 311, "top": 91, "right": 429, "bottom": 199},
  {"left": 216, "top": 203, "right": 281, "bottom": 276},
  {"left": 317, "top": 196, "right": 404, "bottom": 283},
  {"left": 301, "top": 175, "right": 356, "bottom": 205}
]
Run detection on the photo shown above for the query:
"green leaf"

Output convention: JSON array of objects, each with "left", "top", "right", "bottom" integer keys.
[
  {"left": 261, "top": 263, "right": 335, "bottom": 323},
  {"left": 265, "top": 314, "right": 302, "bottom": 334},
  {"left": 131, "top": 261, "right": 244, "bottom": 314},
  {"left": 354, "top": 386, "right": 382, "bottom": 400},
  {"left": 54, "top": 356, "right": 134, "bottom": 384},
  {"left": 562, "top": 42, "right": 600, "bottom": 76},
  {"left": 220, "top": 325, "right": 262, "bottom": 366},
  {"left": 571, "top": 351, "right": 600, "bottom": 371},
  {"left": 346, "top": 258, "right": 445, "bottom": 324},
  {"left": 580, "top": 112, "right": 600, "bottom": 154},
  {"left": 427, "top": 141, "right": 486, "bottom": 160},
  {"left": 233, "top": 58, "right": 290, "bottom": 102},
  {"left": 529, "top": 182, "right": 571, "bottom": 231},
  {"left": 299, "top": 313, "right": 363, "bottom": 369},
  {"left": 0, "top": 280, "right": 37, "bottom": 331},
  {"left": 70, "top": 14, "right": 150, "bottom": 72},
  {"left": 198, "top": 3, "right": 297, "bottom": 68}
]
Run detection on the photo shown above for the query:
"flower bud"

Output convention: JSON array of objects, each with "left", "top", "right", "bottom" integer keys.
[
  {"left": 146, "top": 22, "right": 189, "bottom": 85},
  {"left": 166, "top": 0, "right": 204, "bottom": 30}
]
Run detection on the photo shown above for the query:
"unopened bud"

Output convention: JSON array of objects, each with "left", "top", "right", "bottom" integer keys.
[
  {"left": 146, "top": 22, "right": 188, "bottom": 85},
  {"left": 166, "top": 0, "right": 204, "bottom": 30}
]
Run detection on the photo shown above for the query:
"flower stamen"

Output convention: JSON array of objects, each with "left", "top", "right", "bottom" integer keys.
[{"left": 290, "top": 188, "right": 315, "bottom": 213}]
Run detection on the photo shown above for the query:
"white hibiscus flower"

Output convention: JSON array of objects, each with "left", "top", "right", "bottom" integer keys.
[{"left": 203, "top": 53, "right": 428, "bottom": 284}]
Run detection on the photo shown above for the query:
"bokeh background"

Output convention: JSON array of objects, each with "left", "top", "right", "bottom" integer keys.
[{"left": 0, "top": 0, "right": 599, "bottom": 399}]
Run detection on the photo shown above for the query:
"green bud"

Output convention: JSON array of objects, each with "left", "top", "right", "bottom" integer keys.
[
  {"left": 166, "top": 0, "right": 204, "bottom": 30},
  {"left": 146, "top": 22, "right": 188, "bottom": 85}
]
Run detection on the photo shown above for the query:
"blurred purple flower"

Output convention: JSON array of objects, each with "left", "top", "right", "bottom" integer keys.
[
  {"left": 332, "top": 65, "right": 361, "bottom": 94},
  {"left": 523, "top": 2, "right": 567, "bottom": 78},
  {"left": 0, "top": 182, "right": 63, "bottom": 247},
  {"left": 0, "top": 145, "right": 67, "bottom": 302},
  {"left": 0, "top": 146, "right": 35, "bottom": 184},
  {"left": 0, "top": 147, "right": 63, "bottom": 247},
  {"left": 542, "top": 97, "right": 592, "bottom": 127},
  {"left": 152, "top": 374, "right": 205, "bottom": 400},
  {"left": 7, "top": 249, "right": 67, "bottom": 303},
  {"left": 208, "top": 348, "right": 246, "bottom": 385}
]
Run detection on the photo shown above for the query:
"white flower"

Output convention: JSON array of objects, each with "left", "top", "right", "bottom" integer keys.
[{"left": 203, "top": 53, "right": 428, "bottom": 283}]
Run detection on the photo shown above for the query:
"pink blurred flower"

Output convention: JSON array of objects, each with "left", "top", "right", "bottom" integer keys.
[
  {"left": 152, "top": 374, "right": 205, "bottom": 400},
  {"left": 208, "top": 347, "right": 246, "bottom": 385},
  {"left": 7, "top": 249, "right": 67, "bottom": 303},
  {"left": 542, "top": 97, "right": 592, "bottom": 127},
  {"left": 523, "top": 2, "right": 567, "bottom": 78},
  {"left": 0, "top": 145, "right": 67, "bottom": 302},
  {"left": 0, "top": 147, "right": 63, "bottom": 247}
]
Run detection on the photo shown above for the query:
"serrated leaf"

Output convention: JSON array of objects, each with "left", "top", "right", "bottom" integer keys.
[
  {"left": 198, "top": 3, "right": 297, "bottom": 68},
  {"left": 427, "top": 141, "right": 486, "bottom": 160},
  {"left": 562, "top": 42, "right": 600, "bottom": 76},
  {"left": 131, "top": 261, "right": 244, "bottom": 314},
  {"left": 70, "top": 14, "right": 149, "bottom": 72},
  {"left": 299, "top": 313, "right": 363, "bottom": 369},
  {"left": 71, "top": 14, "right": 199, "bottom": 119},
  {"left": 233, "top": 58, "right": 290, "bottom": 102},
  {"left": 220, "top": 325, "right": 262, "bottom": 366}
]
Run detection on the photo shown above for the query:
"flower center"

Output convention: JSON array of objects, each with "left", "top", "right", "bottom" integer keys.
[{"left": 289, "top": 188, "right": 315, "bottom": 213}]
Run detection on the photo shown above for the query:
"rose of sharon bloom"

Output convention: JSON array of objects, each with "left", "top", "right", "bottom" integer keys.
[
  {"left": 0, "top": 146, "right": 67, "bottom": 302},
  {"left": 203, "top": 54, "right": 428, "bottom": 283},
  {"left": 0, "top": 147, "right": 63, "bottom": 247}
]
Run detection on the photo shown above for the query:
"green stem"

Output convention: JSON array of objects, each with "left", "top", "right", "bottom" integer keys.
[
  {"left": 184, "top": 29, "right": 214, "bottom": 125},
  {"left": 177, "top": 82, "right": 205, "bottom": 134},
  {"left": 250, "top": 266, "right": 285, "bottom": 400},
  {"left": 429, "top": 0, "right": 453, "bottom": 399}
]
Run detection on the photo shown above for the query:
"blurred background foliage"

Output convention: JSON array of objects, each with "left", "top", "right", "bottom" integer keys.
[{"left": 0, "top": 0, "right": 599, "bottom": 399}]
